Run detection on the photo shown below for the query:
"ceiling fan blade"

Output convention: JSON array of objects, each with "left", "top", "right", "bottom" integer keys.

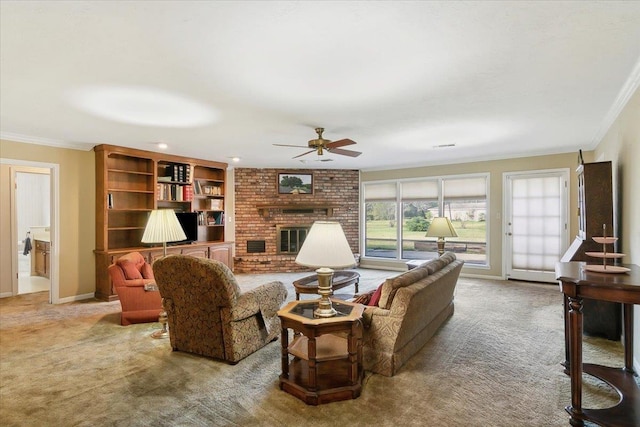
[
  {"left": 292, "top": 150, "right": 316, "bottom": 159},
  {"left": 327, "top": 147, "right": 362, "bottom": 157},
  {"left": 273, "top": 143, "right": 309, "bottom": 148},
  {"left": 299, "top": 157, "right": 333, "bottom": 163},
  {"left": 326, "top": 138, "right": 356, "bottom": 149}
]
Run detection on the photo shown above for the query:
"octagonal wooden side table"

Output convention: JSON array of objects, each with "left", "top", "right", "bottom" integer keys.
[{"left": 277, "top": 299, "right": 364, "bottom": 405}]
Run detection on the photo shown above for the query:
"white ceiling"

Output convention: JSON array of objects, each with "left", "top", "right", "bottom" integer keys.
[{"left": 1, "top": 1, "right": 639, "bottom": 171}]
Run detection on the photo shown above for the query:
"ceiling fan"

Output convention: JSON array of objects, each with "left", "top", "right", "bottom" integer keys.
[{"left": 274, "top": 127, "right": 362, "bottom": 159}]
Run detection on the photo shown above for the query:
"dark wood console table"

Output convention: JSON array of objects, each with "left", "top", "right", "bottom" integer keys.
[{"left": 556, "top": 261, "right": 640, "bottom": 427}]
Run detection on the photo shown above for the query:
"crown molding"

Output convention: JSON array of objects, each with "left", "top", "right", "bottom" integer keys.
[
  {"left": 591, "top": 56, "right": 640, "bottom": 146},
  {"left": 0, "top": 132, "right": 93, "bottom": 151}
]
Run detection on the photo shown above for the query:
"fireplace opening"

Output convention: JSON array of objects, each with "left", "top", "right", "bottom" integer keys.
[
  {"left": 247, "top": 240, "right": 266, "bottom": 253},
  {"left": 277, "top": 225, "right": 311, "bottom": 254}
]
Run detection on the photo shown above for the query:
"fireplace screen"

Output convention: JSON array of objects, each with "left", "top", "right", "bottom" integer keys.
[{"left": 277, "top": 225, "right": 311, "bottom": 254}]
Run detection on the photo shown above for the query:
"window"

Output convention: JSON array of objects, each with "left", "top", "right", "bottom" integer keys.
[
  {"left": 363, "top": 183, "right": 398, "bottom": 258},
  {"left": 363, "top": 174, "right": 488, "bottom": 265},
  {"left": 401, "top": 180, "right": 439, "bottom": 260}
]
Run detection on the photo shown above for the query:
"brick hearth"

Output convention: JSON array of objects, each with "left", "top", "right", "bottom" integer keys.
[{"left": 234, "top": 168, "right": 360, "bottom": 273}]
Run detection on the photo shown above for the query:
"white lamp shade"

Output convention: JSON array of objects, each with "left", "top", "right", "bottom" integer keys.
[
  {"left": 295, "top": 221, "right": 355, "bottom": 269},
  {"left": 141, "top": 209, "right": 187, "bottom": 244},
  {"left": 425, "top": 217, "right": 458, "bottom": 238}
]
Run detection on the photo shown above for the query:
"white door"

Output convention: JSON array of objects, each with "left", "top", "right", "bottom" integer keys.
[{"left": 504, "top": 169, "right": 569, "bottom": 283}]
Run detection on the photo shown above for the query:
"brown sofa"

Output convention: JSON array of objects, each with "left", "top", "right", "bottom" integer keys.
[{"left": 362, "top": 252, "right": 464, "bottom": 376}]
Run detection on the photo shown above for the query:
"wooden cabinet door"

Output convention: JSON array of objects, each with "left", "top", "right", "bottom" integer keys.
[
  {"left": 209, "top": 244, "right": 233, "bottom": 270},
  {"left": 181, "top": 247, "right": 209, "bottom": 258},
  {"left": 35, "top": 246, "right": 45, "bottom": 276}
]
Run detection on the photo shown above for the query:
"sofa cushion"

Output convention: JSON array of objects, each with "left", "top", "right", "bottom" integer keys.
[
  {"left": 424, "top": 258, "right": 446, "bottom": 275},
  {"left": 423, "top": 252, "right": 457, "bottom": 274},
  {"left": 378, "top": 266, "right": 429, "bottom": 309},
  {"left": 116, "top": 252, "right": 146, "bottom": 280},
  {"left": 440, "top": 251, "right": 456, "bottom": 264},
  {"left": 118, "top": 259, "right": 143, "bottom": 280}
]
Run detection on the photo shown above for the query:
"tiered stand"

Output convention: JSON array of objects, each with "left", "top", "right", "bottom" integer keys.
[{"left": 584, "top": 224, "right": 630, "bottom": 274}]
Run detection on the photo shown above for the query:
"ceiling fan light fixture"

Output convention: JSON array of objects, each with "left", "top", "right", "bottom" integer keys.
[{"left": 275, "top": 127, "right": 362, "bottom": 159}]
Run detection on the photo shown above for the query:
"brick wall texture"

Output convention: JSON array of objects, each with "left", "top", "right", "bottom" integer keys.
[{"left": 234, "top": 168, "right": 360, "bottom": 273}]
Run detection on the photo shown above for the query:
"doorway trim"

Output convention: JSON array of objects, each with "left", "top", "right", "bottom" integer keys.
[{"left": 2, "top": 158, "right": 60, "bottom": 304}]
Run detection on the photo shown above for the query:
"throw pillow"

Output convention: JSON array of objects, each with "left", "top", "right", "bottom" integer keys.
[
  {"left": 352, "top": 291, "right": 373, "bottom": 305},
  {"left": 118, "top": 260, "right": 143, "bottom": 280},
  {"left": 369, "top": 283, "right": 383, "bottom": 307}
]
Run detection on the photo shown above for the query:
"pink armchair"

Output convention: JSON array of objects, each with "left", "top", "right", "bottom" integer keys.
[{"left": 107, "top": 251, "right": 162, "bottom": 326}]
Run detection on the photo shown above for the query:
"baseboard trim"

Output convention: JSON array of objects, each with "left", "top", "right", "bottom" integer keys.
[
  {"left": 0, "top": 292, "right": 13, "bottom": 298},
  {"left": 460, "top": 272, "right": 504, "bottom": 281},
  {"left": 57, "top": 292, "right": 95, "bottom": 304}
]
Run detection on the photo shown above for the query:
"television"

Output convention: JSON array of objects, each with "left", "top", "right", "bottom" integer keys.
[{"left": 174, "top": 212, "right": 199, "bottom": 244}]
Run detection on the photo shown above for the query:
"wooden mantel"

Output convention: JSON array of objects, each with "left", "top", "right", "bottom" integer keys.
[{"left": 256, "top": 204, "right": 339, "bottom": 217}]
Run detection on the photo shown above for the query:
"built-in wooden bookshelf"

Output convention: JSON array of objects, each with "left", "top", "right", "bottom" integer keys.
[
  {"left": 94, "top": 144, "right": 231, "bottom": 301},
  {"left": 193, "top": 165, "right": 226, "bottom": 242}
]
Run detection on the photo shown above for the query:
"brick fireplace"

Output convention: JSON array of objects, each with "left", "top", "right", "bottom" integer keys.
[{"left": 234, "top": 168, "right": 360, "bottom": 273}]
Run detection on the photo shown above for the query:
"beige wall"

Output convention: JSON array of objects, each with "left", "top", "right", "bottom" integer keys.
[
  {"left": 361, "top": 151, "right": 584, "bottom": 277},
  {"left": 0, "top": 139, "right": 96, "bottom": 300},
  {"left": 0, "top": 164, "right": 12, "bottom": 294},
  {"left": 592, "top": 87, "right": 640, "bottom": 372}
]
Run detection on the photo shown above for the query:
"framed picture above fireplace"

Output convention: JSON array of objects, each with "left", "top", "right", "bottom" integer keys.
[{"left": 278, "top": 172, "right": 313, "bottom": 195}]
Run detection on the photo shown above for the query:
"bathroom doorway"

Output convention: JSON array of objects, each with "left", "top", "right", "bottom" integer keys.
[
  {"left": 16, "top": 168, "right": 51, "bottom": 295},
  {"left": 3, "top": 159, "right": 59, "bottom": 304}
]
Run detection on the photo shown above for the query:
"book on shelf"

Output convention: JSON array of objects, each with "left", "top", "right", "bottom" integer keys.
[
  {"left": 203, "top": 212, "right": 224, "bottom": 226},
  {"left": 202, "top": 184, "right": 221, "bottom": 195},
  {"left": 209, "top": 199, "right": 223, "bottom": 210},
  {"left": 183, "top": 185, "right": 193, "bottom": 201},
  {"left": 206, "top": 213, "right": 216, "bottom": 225},
  {"left": 157, "top": 183, "right": 190, "bottom": 201}
]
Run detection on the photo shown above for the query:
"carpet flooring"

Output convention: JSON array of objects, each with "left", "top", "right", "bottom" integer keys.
[{"left": 0, "top": 269, "right": 628, "bottom": 426}]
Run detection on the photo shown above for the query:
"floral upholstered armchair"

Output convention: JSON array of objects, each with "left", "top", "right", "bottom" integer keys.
[
  {"left": 107, "top": 251, "right": 162, "bottom": 326},
  {"left": 153, "top": 255, "right": 288, "bottom": 363}
]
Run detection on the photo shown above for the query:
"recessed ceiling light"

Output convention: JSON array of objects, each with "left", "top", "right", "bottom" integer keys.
[
  {"left": 231, "top": 157, "right": 240, "bottom": 163},
  {"left": 67, "top": 85, "right": 219, "bottom": 128},
  {"left": 433, "top": 144, "right": 456, "bottom": 148},
  {"left": 157, "top": 143, "right": 168, "bottom": 150}
]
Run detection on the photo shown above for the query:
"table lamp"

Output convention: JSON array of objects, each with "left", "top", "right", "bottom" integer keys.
[
  {"left": 426, "top": 217, "right": 458, "bottom": 256},
  {"left": 295, "top": 221, "right": 356, "bottom": 318},
  {"left": 141, "top": 209, "right": 186, "bottom": 339},
  {"left": 141, "top": 209, "right": 187, "bottom": 256}
]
